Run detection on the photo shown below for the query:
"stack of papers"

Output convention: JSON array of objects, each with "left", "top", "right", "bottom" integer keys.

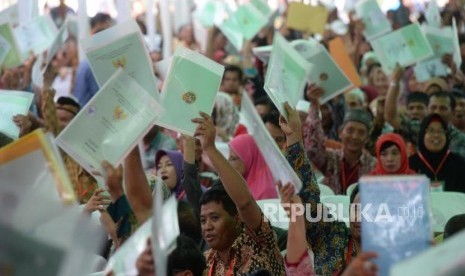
[
  {"left": 156, "top": 46, "right": 224, "bottom": 136},
  {"left": 13, "top": 15, "right": 58, "bottom": 60},
  {"left": 82, "top": 19, "right": 160, "bottom": 100},
  {"left": 360, "top": 175, "right": 432, "bottom": 276},
  {"left": 56, "top": 69, "right": 163, "bottom": 176},
  {"left": 264, "top": 33, "right": 311, "bottom": 121},
  {"left": 241, "top": 93, "right": 302, "bottom": 193},
  {"left": 218, "top": 3, "right": 268, "bottom": 50},
  {"left": 0, "top": 129, "right": 76, "bottom": 205},
  {"left": 370, "top": 23, "right": 434, "bottom": 74},
  {"left": 286, "top": 3, "right": 329, "bottom": 35},
  {"left": 0, "top": 22, "right": 22, "bottom": 68},
  {"left": 355, "top": 0, "right": 392, "bottom": 41},
  {"left": 0, "top": 90, "right": 34, "bottom": 139}
]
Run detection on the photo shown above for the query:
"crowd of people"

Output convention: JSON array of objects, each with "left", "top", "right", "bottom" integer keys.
[{"left": 2, "top": 0, "right": 465, "bottom": 275}]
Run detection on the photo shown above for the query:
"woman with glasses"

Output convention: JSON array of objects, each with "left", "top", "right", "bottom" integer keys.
[{"left": 409, "top": 114, "right": 465, "bottom": 193}]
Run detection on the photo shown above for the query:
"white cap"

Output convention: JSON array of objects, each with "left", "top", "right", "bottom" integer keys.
[{"left": 296, "top": 100, "right": 311, "bottom": 113}]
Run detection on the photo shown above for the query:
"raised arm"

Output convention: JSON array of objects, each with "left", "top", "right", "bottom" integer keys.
[
  {"left": 303, "top": 85, "right": 330, "bottom": 171},
  {"left": 181, "top": 135, "right": 202, "bottom": 215},
  {"left": 40, "top": 64, "right": 61, "bottom": 136},
  {"left": 384, "top": 65, "right": 404, "bottom": 130},
  {"left": 124, "top": 147, "right": 153, "bottom": 224},
  {"left": 192, "top": 112, "right": 262, "bottom": 231}
]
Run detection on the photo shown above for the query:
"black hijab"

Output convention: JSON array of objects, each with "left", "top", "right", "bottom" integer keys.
[{"left": 417, "top": 114, "right": 450, "bottom": 168}]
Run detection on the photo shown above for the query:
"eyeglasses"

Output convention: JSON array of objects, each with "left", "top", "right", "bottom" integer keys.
[{"left": 425, "top": 128, "right": 446, "bottom": 135}]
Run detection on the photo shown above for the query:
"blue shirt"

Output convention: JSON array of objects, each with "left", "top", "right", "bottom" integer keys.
[{"left": 73, "top": 60, "right": 99, "bottom": 106}]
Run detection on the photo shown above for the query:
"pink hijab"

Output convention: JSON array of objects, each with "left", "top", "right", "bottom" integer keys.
[{"left": 229, "top": 134, "right": 278, "bottom": 200}]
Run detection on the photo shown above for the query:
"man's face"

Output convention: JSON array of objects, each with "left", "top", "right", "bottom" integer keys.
[
  {"left": 428, "top": 96, "right": 453, "bottom": 123},
  {"left": 200, "top": 201, "right": 238, "bottom": 251},
  {"left": 407, "top": 102, "right": 428, "bottom": 121},
  {"left": 265, "top": 122, "right": 286, "bottom": 149},
  {"left": 221, "top": 71, "right": 241, "bottom": 95},
  {"left": 345, "top": 93, "right": 364, "bottom": 109},
  {"left": 339, "top": 121, "right": 369, "bottom": 153},
  {"left": 454, "top": 97, "right": 465, "bottom": 121},
  {"left": 57, "top": 109, "right": 75, "bottom": 129}
]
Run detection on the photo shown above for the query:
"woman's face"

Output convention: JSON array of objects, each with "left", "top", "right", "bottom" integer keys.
[
  {"left": 380, "top": 144, "right": 402, "bottom": 173},
  {"left": 424, "top": 121, "right": 447, "bottom": 153},
  {"left": 370, "top": 67, "right": 389, "bottom": 95},
  {"left": 228, "top": 149, "right": 245, "bottom": 176},
  {"left": 157, "top": 155, "right": 177, "bottom": 190}
]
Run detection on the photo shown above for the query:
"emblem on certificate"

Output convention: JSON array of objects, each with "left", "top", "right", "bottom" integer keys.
[
  {"left": 113, "top": 106, "right": 128, "bottom": 120},
  {"left": 112, "top": 56, "right": 127, "bottom": 68},
  {"left": 319, "top": 72, "right": 328, "bottom": 81},
  {"left": 182, "top": 91, "right": 197, "bottom": 104}
]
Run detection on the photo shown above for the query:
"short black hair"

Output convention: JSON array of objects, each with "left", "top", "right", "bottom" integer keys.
[
  {"left": 223, "top": 65, "right": 243, "bottom": 82},
  {"left": 407, "top": 91, "right": 429, "bottom": 106},
  {"left": 199, "top": 182, "right": 238, "bottom": 217},
  {"left": 452, "top": 89, "right": 465, "bottom": 101},
  {"left": 263, "top": 110, "right": 280, "bottom": 129},
  {"left": 90, "top": 13, "right": 112, "bottom": 29},
  {"left": 254, "top": 96, "right": 272, "bottom": 107},
  {"left": 429, "top": 91, "right": 456, "bottom": 111},
  {"left": 168, "top": 235, "right": 206, "bottom": 276},
  {"left": 444, "top": 214, "right": 465, "bottom": 239},
  {"left": 178, "top": 201, "right": 201, "bottom": 244}
]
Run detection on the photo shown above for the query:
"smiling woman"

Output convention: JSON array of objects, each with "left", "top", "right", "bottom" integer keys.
[{"left": 409, "top": 114, "right": 465, "bottom": 193}]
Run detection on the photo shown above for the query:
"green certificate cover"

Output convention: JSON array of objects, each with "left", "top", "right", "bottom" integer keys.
[
  {"left": 0, "top": 90, "right": 34, "bottom": 139},
  {"left": 13, "top": 15, "right": 58, "bottom": 60},
  {"left": 83, "top": 19, "right": 160, "bottom": 101},
  {"left": 156, "top": 46, "right": 224, "bottom": 136},
  {"left": 356, "top": 0, "right": 392, "bottom": 40},
  {"left": 56, "top": 69, "right": 163, "bottom": 175},
  {"left": 0, "top": 22, "right": 22, "bottom": 68},
  {"left": 371, "top": 23, "right": 434, "bottom": 74},
  {"left": 264, "top": 33, "right": 311, "bottom": 121},
  {"left": 292, "top": 39, "right": 352, "bottom": 104}
]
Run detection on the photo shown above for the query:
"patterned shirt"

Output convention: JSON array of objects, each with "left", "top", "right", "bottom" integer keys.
[
  {"left": 41, "top": 87, "right": 98, "bottom": 204},
  {"left": 286, "top": 142, "right": 356, "bottom": 275},
  {"left": 204, "top": 216, "right": 286, "bottom": 276},
  {"left": 398, "top": 116, "right": 465, "bottom": 159},
  {"left": 303, "top": 105, "right": 377, "bottom": 195}
]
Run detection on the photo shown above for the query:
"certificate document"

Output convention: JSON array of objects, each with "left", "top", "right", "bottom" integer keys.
[
  {"left": 82, "top": 19, "right": 160, "bottom": 100},
  {"left": 156, "top": 46, "right": 224, "bottom": 136},
  {"left": 356, "top": 0, "right": 392, "bottom": 41},
  {"left": 0, "top": 90, "right": 34, "bottom": 139},
  {"left": 264, "top": 33, "right": 311, "bottom": 121},
  {"left": 241, "top": 93, "right": 302, "bottom": 192},
  {"left": 56, "top": 69, "right": 163, "bottom": 175},
  {"left": 0, "top": 22, "right": 22, "bottom": 68},
  {"left": 360, "top": 175, "right": 432, "bottom": 276},
  {"left": 292, "top": 39, "right": 353, "bottom": 104},
  {"left": 371, "top": 23, "right": 434, "bottom": 74},
  {"left": 14, "top": 15, "right": 58, "bottom": 60}
]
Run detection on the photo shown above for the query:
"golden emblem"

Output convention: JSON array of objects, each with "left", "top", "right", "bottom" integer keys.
[{"left": 182, "top": 91, "right": 197, "bottom": 104}]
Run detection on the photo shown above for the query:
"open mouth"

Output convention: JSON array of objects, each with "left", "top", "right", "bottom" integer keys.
[{"left": 161, "top": 176, "right": 168, "bottom": 181}]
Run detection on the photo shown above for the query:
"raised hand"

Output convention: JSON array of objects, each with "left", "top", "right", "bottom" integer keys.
[
  {"left": 83, "top": 188, "right": 111, "bottom": 214},
  {"left": 192, "top": 112, "right": 216, "bottom": 153},
  {"left": 306, "top": 84, "right": 325, "bottom": 104},
  {"left": 102, "top": 161, "right": 124, "bottom": 202},
  {"left": 279, "top": 102, "right": 302, "bottom": 146}
]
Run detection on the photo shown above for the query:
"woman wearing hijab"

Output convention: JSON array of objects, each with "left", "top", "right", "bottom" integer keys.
[
  {"left": 370, "top": 133, "right": 416, "bottom": 175},
  {"left": 409, "top": 114, "right": 465, "bottom": 192},
  {"left": 155, "top": 150, "right": 186, "bottom": 200},
  {"left": 228, "top": 134, "right": 278, "bottom": 200}
]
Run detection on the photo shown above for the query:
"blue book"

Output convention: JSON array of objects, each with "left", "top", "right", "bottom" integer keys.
[{"left": 359, "top": 175, "right": 432, "bottom": 276}]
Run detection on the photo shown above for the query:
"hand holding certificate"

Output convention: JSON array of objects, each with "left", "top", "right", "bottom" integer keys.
[
  {"left": 0, "top": 90, "right": 34, "bottom": 139},
  {"left": 56, "top": 69, "right": 163, "bottom": 176},
  {"left": 264, "top": 33, "right": 311, "bottom": 121},
  {"left": 82, "top": 19, "right": 160, "bottom": 100},
  {"left": 156, "top": 46, "right": 224, "bottom": 137}
]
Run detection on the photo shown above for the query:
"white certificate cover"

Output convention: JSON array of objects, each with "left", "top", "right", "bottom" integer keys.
[
  {"left": 56, "top": 69, "right": 163, "bottom": 175},
  {"left": 82, "top": 19, "right": 160, "bottom": 101},
  {"left": 241, "top": 93, "right": 303, "bottom": 192}
]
